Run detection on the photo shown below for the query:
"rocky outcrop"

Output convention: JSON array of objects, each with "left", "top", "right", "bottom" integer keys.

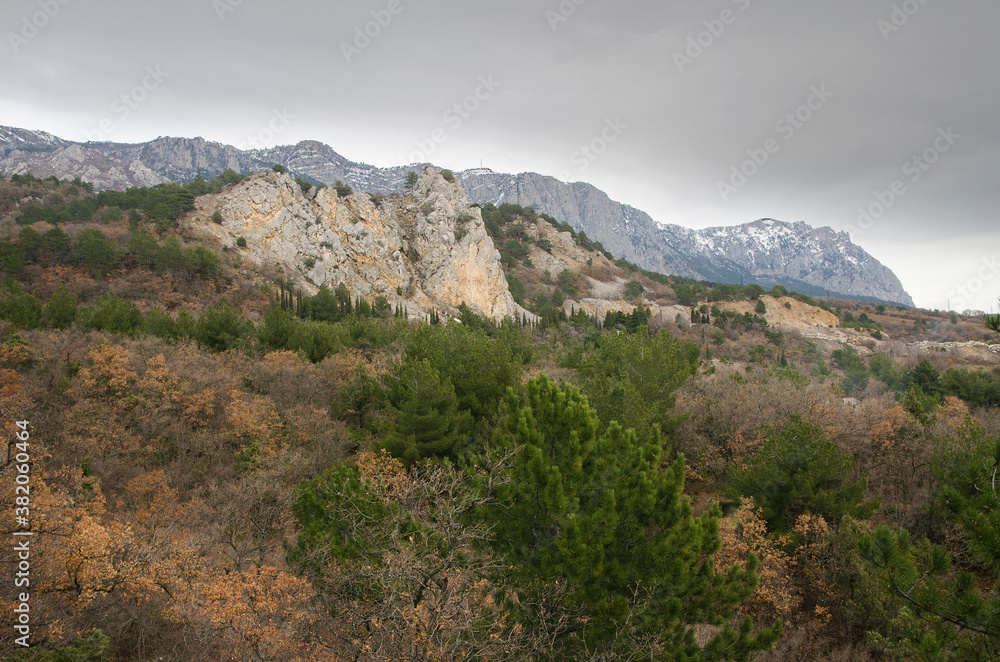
[
  {"left": 189, "top": 168, "right": 521, "bottom": 320},
  {"left": 0, "top": 125, "right": 914, "bottom": 306},
  {"left": 0, "top": 140, "right": 171, "bottom": 190},
  {"left": 711, "top": 296, "right": 840, "bottom": 330}
]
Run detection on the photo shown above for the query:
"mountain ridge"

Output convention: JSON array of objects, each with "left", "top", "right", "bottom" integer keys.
[{"left": 0, "top": 126, "right": 914, "bottom": 306}]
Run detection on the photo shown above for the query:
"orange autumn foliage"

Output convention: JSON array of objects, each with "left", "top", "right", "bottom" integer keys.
[
  {"left": 166, "top": 565, "right": 326, "bottom": 662},
  {"left": 717, "top": 498, "right": 800, "bottom": 620},
  {"left": 225, "top": 387, "right": 283, "bottom": 460},
  {"left": 77, "top": 343, "right": 138, "bottom": 399}
]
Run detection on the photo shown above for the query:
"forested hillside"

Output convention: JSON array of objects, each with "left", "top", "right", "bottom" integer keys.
[{"left": 1, "top": 172, "right": 999, "bottom": 661}]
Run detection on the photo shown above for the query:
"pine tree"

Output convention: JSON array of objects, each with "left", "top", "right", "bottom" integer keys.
[
  {"left": 175, "top": 307, "right": 196, "bottom": 338},
  {"left": 486, "top": 375, "right": 780, "bottom": 659},
  {"left": 728, "top": 415, "right": 877, "bottom": 533},
  {"left": 311, "top": 287, "right": 339, "bottom": 322},
  {"left": 402, "top": 323, "right": 521, "bottom": 420},
  {"left": 257, "top": 306, "right": 297, "bottom": 351},
  {"left": 986, "top": 311, "right": 1000, "bottom": 335},
  {"left": 334, "top": 282, "right": 352, "bottom": 316},
  {"left": 73, "top": 228, "right": 120, "bottom": 278},
  {"left": 382, "top": 359, "right": 470, "bottom": 463},
  {"left": 42, "top": 284, "right": 78, "bottom": 329},
  {"left": 192, "top": 298, "right": 253, "bottom": 352},
  {"left": 404, "top": 171, "right": 419, "bottom": 194},
  {"left": 569, "top": 326, "right": 699, "bottom": 440}
]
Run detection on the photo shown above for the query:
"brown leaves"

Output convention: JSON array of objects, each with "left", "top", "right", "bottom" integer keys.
[
  {"left": 357, "top": 449, "right": 412, "bottom": 500},
  {"left": 77, "top": 342, "right": 138, "bottom": 399},
  {"left": 940, "top": 395, "right": 971, "bottom": 428},
  {"left": 121, "top": 470, "right": 189, "bottom": 533},
  {"left": 225, "top": 387, "right": 283, "bottom": 462},
  {"left": 174, "top": 565, "right": 325, "bottom": 662},
  {"left": 307, "top": 453, "right": 532, "bottom": 661},
  {"left": 717, "top": 498, "right": 800, "bottom": 620}
]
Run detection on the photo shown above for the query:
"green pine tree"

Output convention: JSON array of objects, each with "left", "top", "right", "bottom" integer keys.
[
  {"left": 381, "top": 359, "right": 471, "bottom": 463},
  {"left": 73, "top": 228, "right": 121, "bottom": 278},
  {"left": 486, "top": 374, "right": 780, "bottom": 659},
  {"left": 192, "top": 298, "right": 253, "bottom": 351},
  {"left": 568, "top": 326, "right": 699, "bottom": 441},
  {"left": 728, "top": 415, "right": 877, "bottom": 533},
  {"left": 42, "top": 284, "right": 78, "bottom": 329}
]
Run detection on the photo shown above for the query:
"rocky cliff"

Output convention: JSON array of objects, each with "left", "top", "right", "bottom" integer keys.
[
  {"left": 459, "top": 171, "right": 914, "bottom": 307},
  {"left": 190, "top": 168, "right": 521, "bottom": 320},
  {"left": 0, "top": 126, "right": 913, "bottom": 306}
]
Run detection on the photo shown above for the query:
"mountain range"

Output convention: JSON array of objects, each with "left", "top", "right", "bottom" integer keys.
[{"left": 0, "top": 125, "right": 914, "bottom": 306}]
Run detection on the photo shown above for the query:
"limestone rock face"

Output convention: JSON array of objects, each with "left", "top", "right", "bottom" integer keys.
[{"left": 190, "top": 168, "right": 520, "bottom": 320}]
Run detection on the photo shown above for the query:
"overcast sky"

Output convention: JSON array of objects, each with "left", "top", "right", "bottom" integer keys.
[{"left": 3, "top": 0, "right": 998, "bottom": 311}]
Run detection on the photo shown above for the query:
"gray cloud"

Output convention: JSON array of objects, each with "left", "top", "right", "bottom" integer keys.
[{"left": 2, "top": 0, "right": 998, "bottom": 310}]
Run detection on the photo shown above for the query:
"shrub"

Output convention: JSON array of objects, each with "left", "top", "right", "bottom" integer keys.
[
  {"left": 185, "top": 246, "right": 220, "bottom": 276},
  {"left": 334, "top": 180, "right": 353, "bottom": 197},
  {"left": 126, "top": 231, "right": 159, "bottom": 268},
  {"left": 43, "top": 284, "right": 78, "bottom": 329},
  {"left": 0, "top": 242, "right": 23, "bottom": 277},
  {"left": 140, "top": 306, "right": 177, "bottom": 339},
  {"left": 236, "top": 236, "right": 247, "bottom": 248},
  {"left": 83, "top": 292, "right": 142, "bottom": 335},
  {"left": 192, "top": 298, "right": 253, "bottom": 351},
  {"left": 506, "top": 275, "right": 526, "bottom": 305},
  {"left": 0, "top": 282, "right": 41, "bottom": 328},
  {"left": 554, "top": 270, "right": 578, "bottom": 296},
  {"left": 728, "top": 415, "right": 877, "bottom": 533},
  {"left": 154, "top": 235, "right": 185, "bottom": 272},
  {"left": 73, "top": 228, "right": 121, "bottom": 277}
]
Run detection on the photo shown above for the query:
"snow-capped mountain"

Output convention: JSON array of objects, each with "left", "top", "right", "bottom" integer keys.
[{"left": 0, "top": 126, "right": 913, "bottom": 306}]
